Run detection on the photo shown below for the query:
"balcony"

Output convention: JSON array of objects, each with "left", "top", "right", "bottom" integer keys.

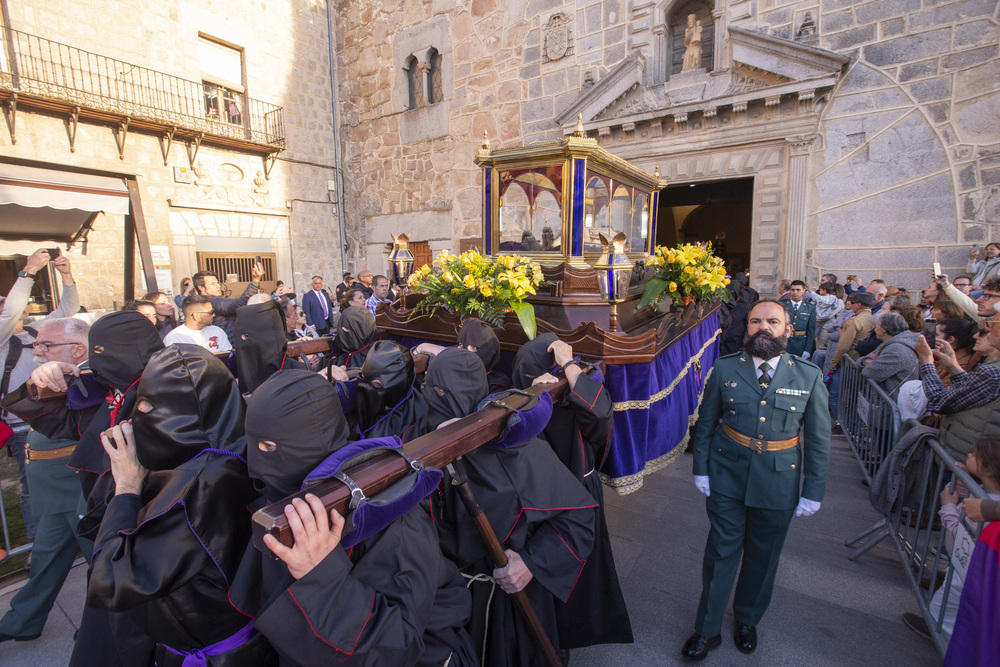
[{"left": 0, "top": 29, "right": 284, "bottom": 157}]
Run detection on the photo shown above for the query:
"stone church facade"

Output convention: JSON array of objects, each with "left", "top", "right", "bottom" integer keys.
[{"left": 334, "top": 0, "right": 999, "bottom": 293}]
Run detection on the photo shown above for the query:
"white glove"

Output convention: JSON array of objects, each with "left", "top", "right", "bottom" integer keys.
[
  {"left": 694, "top": 475, "right": 711, "bottom": 497},
  {"left": 795, "top": 498, "right": 821, "bottom": 517},
  {"left": 802, "top": 351, "right": 811, "bottom": 360}
]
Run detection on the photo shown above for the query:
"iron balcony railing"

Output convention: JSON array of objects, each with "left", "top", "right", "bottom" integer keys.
[{"left": 0, "top": 29, "right": 284, "bottom": 148}]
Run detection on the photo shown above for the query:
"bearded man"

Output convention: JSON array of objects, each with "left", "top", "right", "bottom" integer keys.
[{"left": 682, "top": 299, "right": 831, "bottom": 660}]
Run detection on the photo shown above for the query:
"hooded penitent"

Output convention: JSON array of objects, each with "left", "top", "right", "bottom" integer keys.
[
  {"left": 70, "top": 311, "right": 166, "bottom": 493},
  {"left": 234, "top": 300, "right": 293, "bottom": 395},
  {"left": 356, "top": 340, "right": 428, "bottom": 441},
  {"left": 421, "top": 347, "right": 489, "bottom": 429},
  {"left": 333, "top": 305, "right": 376, "bottom": 369},
  {"left": 457, "top": 319, "right": 501, "bottom": 371},
  {"left": 130, "top": 345, "right": 246, "bottom": 471},
  {"left": 246, "top": 369, "right": 350, "bottom": 503},
  {"left": 88, "top": 311, "right": 165, "bottom": 392},
  {"left": 512, "top": 332, "right": 560, "bottom": 390}
]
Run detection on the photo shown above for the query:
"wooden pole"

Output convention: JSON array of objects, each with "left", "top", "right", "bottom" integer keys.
[{"left": 447, "top": 458, "right": 562, "bottom": 667}]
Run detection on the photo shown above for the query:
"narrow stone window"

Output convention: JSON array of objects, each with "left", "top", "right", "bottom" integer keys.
[
  {"left": 406, "top": 55, "right": 423, "bottom": 109},
  {"left": 428, "top": 49, "right": 443, "bottom": 104}
]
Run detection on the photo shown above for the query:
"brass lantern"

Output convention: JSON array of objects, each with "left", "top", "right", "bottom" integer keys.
[
  {"left": 593, "top": 232, "right": 632, "bottom": 331},
  {"left": 388, "top": 233, "right": 415, "bottom": 312}
]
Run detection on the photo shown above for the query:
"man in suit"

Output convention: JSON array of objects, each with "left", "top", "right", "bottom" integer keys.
[
  {"left": 0, "top": 317, "right": 93, "bottom": 643},
  {"left": 782, "top": 280, "right": 817, "bottom": 359},
  {"left": 335, "top": 272, "right": 354, "bottom": 303},
  {"left": 302, "top": 275, "right": 336, "bottom": 335},
  {"left": 682, "top": 299, "right": 831, "bottom": 660}
]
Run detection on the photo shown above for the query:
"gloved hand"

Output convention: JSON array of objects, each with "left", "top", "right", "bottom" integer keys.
[
  {"left": 694, "top": 475, "right": 711, "bottom": 497},
  {"left": 823, "top": 373, "right": 832, "bottom": 385},
  {"left": 802, "top": 351, "right": 811, "bottom": 360},
  {"left": 795, "top": 498, "right": 821, "bottom": 517}
]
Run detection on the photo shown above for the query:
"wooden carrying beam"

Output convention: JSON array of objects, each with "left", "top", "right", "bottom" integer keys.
[{"left": 252, "top": 377, "right": 568, "bottom": 554}]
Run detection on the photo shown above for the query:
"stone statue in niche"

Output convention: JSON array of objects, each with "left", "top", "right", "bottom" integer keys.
[
  {"left": 543, "top": 13, "right": 572, "bottom": 62},
  {"left": 682, "top": 14, "right": 703, "bottom": 72}
]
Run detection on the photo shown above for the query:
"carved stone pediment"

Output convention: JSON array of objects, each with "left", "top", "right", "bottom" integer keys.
[
  {"left": 731, "top": 63, "right": 793, "bottom": 95},
  {"left": 593, "top": 84, "right": 659, "bottom": 121},
  {"left": 554, "top": 51, "right": 648, "bottom": 126},
  {"left": 729, "top": 26, "right": 848, "bottom": 81}
]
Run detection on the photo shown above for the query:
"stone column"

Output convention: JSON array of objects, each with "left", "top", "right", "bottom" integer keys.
[
  {"left": 711, "top": 6, "right": 726, "bottom": 71},
  {"left": 782, "top": 135, "right": 816, "bottom": 280}
]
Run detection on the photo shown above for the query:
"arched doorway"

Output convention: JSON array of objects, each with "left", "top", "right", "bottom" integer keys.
[{"left": 656, "top": 177, "right": 754, "bottom": 274}]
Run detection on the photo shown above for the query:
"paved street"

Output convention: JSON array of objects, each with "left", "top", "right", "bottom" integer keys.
[{"left": 1, "top": 435, "right": 941, "bottom": 665}]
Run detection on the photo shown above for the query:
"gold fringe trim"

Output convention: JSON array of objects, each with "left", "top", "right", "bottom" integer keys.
[
  {"left": 600, "top": 367, "right": 714, "bottom": 495},
  {"left": 611, "top": 328, "right": 721, "bottom": 411}
]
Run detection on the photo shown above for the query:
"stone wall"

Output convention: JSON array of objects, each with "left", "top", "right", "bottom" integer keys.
[
  {"left": 760, "top": 0, "right": 1000, "bottom": 288},
  {"left": 1, "top": 0, "right": 344, "bottom": 305}
]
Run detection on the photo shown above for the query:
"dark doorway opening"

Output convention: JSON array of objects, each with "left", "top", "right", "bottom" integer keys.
[{"left": 656, "top": 177, "right": 753, "bottom": 275}]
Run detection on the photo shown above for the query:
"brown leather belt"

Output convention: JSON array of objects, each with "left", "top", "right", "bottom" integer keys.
[
  {"left": 25, "top": 443, "right": 76, "bottom": 463},
  {"left": 723, "top": 423, "right": 799, "bottom": 455},
  {"left": 793, "top": 330, "right": 807, "bottom": 336}
]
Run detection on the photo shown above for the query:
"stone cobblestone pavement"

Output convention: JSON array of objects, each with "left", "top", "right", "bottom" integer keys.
[{"left": 0, "top": 436, "right": 941, "bottom": 665}]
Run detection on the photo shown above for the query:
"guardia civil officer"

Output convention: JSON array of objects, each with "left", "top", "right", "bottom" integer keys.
[
  {"left": 682, "top": 299, "right": 830, "bottom": 660},
  {"left": 782, "top": 280, "right": 817, "bottom": 358}
]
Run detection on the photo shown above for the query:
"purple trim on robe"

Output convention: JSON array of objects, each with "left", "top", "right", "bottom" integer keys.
[{"left": 162, "top": 620, "right": 258, "bottom": 667}]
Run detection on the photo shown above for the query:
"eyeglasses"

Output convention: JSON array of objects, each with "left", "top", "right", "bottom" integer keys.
[
  {"left": 32, "top": 341, "right": 78, "bottom": 352},
  {"left": 196, "top": 309, "right": 215, "bottom": 317},
  {"left": 978, "top": 293, "right": 1000, "bottom": 300}
]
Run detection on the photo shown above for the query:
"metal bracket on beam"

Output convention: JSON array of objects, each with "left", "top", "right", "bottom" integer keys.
[
  {"left": 67, "top": 106, "right": 80, "bottom": 152},
  {"left": 3, "top": 93, "right": 16, "bottom": 145},
  {"left": 114, "top": 118, "right": 130, "bottom": 160},
  {"left": 159, "top": 127, "right": 176, "bottom": 166},
  {"left": 186, "top": 133, "right": 204, "bottom": 168},
  {"left": 262, "top": 151, "right": 278, "bottom": 180}
]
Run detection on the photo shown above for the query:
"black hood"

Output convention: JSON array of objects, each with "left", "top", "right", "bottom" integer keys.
[
  {"left": 458, "top": 318, "right": 501, "bottom": 371},
  {"left": 245, "top": 370, "right": 350, "bottom": 502},
  {"left": 89, "top": 311, "right": 165, "bottom": 391},
  {"left": 335, "top": 306, "right": 376, "bottom": 355},
  {"left": 131, "top": 344, "right": 245, "bottom": 471},
  {"left": 422, "top": 347, "right": 488, "bottom": 429},
  {"left": 235, "top": 300, "right": 289, "bottom": 395},
  {"left": 356, "top": 340, "right": 415, "bottom": 432},
  {"left": 512, "top": 332, "right": 559, "bottom": 390}
]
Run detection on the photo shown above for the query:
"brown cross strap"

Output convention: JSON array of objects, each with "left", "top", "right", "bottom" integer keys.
[{"left": 723, "top": 423, "right": 799, "bottom": 455}]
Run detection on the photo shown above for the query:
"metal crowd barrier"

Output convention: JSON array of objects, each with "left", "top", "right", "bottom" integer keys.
[
  {"left": 0, "top": 446, "right": 33, "bottom": 560},
  {"left": 854, "top": 432, "right": 986, "bottom": 656},
  {"left": 838, "top": 355, "right": 902, "bottom": 485}
]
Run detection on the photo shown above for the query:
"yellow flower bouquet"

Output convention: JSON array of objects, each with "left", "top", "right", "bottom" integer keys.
[
  {"left": 407, "top": 249, "right": 546, "bottom": 339},
  {"left": 638, "top": 242, "right": 730, "bottom": 308}
]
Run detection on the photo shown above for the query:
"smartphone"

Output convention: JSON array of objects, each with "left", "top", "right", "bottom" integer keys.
[
  {"left": 255, "top": 255, "right": 262, "bottom": 265},
  {"left": 932, "top": 262, "right": 941, "bottom": 277},
  {"left": 973, "top": 243, "right": 980, "bottom": 252},
  {"left": 46, "top": 247, "right": 61, "bottom": 258}
]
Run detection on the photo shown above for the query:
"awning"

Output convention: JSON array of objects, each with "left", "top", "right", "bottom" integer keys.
[{"left": 0, "top": 164, "right": 131, "bottom": 243}]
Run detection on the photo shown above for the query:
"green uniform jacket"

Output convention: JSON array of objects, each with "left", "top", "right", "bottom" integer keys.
[
  {"left": 692, "top": 352, "right": 831, "bottom": 510},
  {"left": 783, "top": 300, "right": 817, "bottom": 357}
]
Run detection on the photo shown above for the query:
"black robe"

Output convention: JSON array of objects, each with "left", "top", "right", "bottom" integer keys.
[
  {"left": 234, "top": 369, "right": 476, "bottom": 666},
  {"left": 232, "top": 506, "right": 477, "bottom": 667},
  {"left": 87, "top": 345, "right": 274, "bottom": 666},
  {"left": 356, "top": 340, "right": 428, "bottom": 442},
  {"left": 513, "top": 334, "right": 633, "bottom": 648},
  {"left": 436, "top": 439, "right": 599, "bottom": 666},
  {"left": 234, "top": 300, "right": 306, "bottom": 396}
]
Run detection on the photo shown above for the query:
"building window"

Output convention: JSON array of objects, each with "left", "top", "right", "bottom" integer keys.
[
  {"left": 200, "top": 36, "right": 245, "bottom": 125},
  {"left": 406, "top": 55, "right": 423, "bottom": 109},
  {"left": 668, "top": 0, "right": 714, "bottom": 76},
  {"left": 428, "top": 49, "right": 442, "bottom": 104}
]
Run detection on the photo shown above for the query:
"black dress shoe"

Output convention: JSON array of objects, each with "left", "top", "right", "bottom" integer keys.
[
  {"left": 0, "top": 632, "right": 42, "bottom": 644},
  {"left": 682, "top": 632, "right": 721, "bottom": 660},
  {"left": 735, "top": 623, "right": 757, "bottom": 653}
]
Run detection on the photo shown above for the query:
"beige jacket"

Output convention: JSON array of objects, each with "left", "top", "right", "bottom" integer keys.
[{"left": 829, "top": 308, "right": 875, "bottom": 372}]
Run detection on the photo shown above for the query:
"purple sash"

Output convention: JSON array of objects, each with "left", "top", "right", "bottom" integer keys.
[{"left": 161, "top": 621, "right": 257, "bottom": 667}]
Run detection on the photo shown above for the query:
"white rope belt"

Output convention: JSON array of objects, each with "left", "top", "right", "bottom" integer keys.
[{"left": 463, "top": 572, "right": 497, "bottom": 666}]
